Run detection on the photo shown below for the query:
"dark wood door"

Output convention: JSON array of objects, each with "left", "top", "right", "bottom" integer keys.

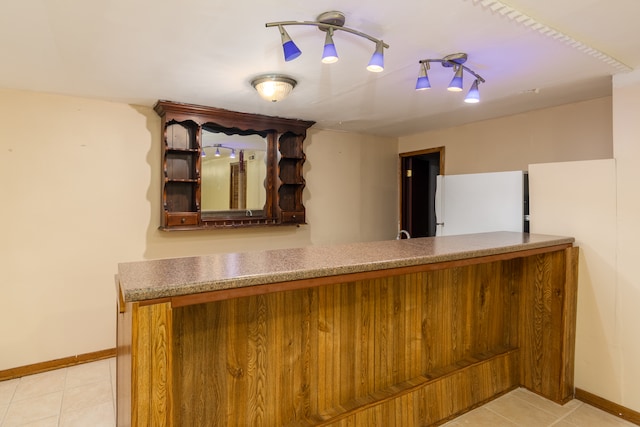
[{"left": 400, "top": 148, "right": 443, "bottom": 238}]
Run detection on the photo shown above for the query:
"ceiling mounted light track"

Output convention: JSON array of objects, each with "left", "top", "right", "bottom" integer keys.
[
  {"left": 416, "top": 53, "right": 486, "bottom": 104},
  {"left": 266, "top": 11, "right": 390, "bottom": 72},
  {"left": 202, "top": 144, "right": 236, "bottom": 158}
]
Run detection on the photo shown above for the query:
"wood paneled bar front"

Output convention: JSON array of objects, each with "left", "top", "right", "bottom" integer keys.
[{"left": 115, "top": 232, "right": 578, "bottom": 426}]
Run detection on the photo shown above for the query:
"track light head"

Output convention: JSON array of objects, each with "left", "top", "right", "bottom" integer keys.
[
  {"left": 367, "top": 42, "right": 385, "bottom": 72},
  {"left": 448, "top": 65, "right": 464, "bottom": 92},
  {"left": 464, "top": 79, "right": 481, "bottom": 103},
  {"left": 321, "top": 28, "right": 339, "bottom": 64},
  {"left": 278, "top": 25, "right": 302, "bottom": 62},
  {"left": 415, "top": 62, "right": 431, "bottom": 91}
]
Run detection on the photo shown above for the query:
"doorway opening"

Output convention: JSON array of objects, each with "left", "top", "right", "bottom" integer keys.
[{"left": 399, "top": 147, "right": 444, "bottom": 238}]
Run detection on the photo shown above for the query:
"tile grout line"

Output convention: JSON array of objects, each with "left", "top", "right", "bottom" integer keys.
[
  {"left": 508, "top": 391, "right": 585, "bottom": 426},
  {"left": 0, "top": 380, "right": 12, "bottom": 426},
  {"left": 546, "top": 400, "right": 583, "bottom": 427},
  {"left": 58, "top": 367, "right": 67, "bottom": 427},
  {"left": 482, "top": 405, "right": 520, "bottom": 425},
  {"left": 109, "top": 358, "right": 116, "bottom": 421}
]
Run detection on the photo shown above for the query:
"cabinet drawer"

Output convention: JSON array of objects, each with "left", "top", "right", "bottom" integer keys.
[
  {"left": 281, "top": 211, "right": 305, "bottom": 224},
  {"left": 165, "top": 212, "right": 199, "bottom": 227}
]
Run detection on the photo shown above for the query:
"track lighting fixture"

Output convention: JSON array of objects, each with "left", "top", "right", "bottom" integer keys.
[
  {"left": 416, "top": 53, "right": 486, "bottom": 103},
  {"left": 266, "top": 11, "right": 389, "bottom": 72},
  {"left": 202, "top": 144, "right": 238, "bottom": 158}
]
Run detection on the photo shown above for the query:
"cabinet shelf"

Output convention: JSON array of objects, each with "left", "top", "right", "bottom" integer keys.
[
  {"left": 166, "top": 148, "right": 199, "bottom": 153},
  {"left": 279, "top": 132, "right": 304, "bottom": 158},
  {"left": 165, "top": 178, "right": 199, "bottom": 183}
]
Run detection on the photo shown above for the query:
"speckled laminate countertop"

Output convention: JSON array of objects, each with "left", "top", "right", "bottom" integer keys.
[
  {"left": 118, "top": 232, "right": 574, "bottom": 302},
  {"left": 117, "top": 231, "right": 573, "bottom": 303}
]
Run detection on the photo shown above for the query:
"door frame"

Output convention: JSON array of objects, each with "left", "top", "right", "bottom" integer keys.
[{"left": 398, "top": 147, "right": 445, "bottom": 236}]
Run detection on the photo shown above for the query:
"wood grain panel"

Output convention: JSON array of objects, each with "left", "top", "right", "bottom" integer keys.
[
  {"left": 560, "top": 247, "right": 579, "bottom": 402},
  {"left": 130, "top": 302, "right": 172, "bottom": 426},
  {"left": 519, "top": 248, "right": 577, "bottom": 403},
  {"left": 169, "top": 259, "right": 526, "bottom": 426},
  {"left": 119, "top": 246, "right": 576, "bottom": 426},
  {"left": 117, "top": 301, "right": 132, "bottom": 427}
]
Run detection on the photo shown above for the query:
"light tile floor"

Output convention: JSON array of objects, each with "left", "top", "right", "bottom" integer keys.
[
  {"left": 0, "top": 358, "right": 115, "bottom": 427},
  {"left": 0, "top": 358, "right": 636, "bottom": 426}
]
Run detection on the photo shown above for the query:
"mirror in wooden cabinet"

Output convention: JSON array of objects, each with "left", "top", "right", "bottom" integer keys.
[{"left": 200, "top": 126, "right": 269, "bottom": 220}]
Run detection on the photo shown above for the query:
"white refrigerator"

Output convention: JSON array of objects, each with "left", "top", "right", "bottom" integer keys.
[{"left": 435, "top": 171, "right": 528, "bottom": 236}]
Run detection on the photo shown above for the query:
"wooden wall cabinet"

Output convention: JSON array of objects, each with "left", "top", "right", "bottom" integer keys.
[{"left": 154, "top": 101, "right": 315, "bottom": 230}]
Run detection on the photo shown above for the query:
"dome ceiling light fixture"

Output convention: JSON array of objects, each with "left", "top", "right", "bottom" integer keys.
[
  {"left": 416, "top": 53, "right": 486, "bottom": 104},
  {"left": 251, "top": 74, "right": 297, "bottom": 102},
  {"left": 265, "top": 11, "right": 390, "bottom": 72}
]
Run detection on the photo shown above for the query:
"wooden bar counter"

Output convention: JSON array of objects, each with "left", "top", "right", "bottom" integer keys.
[{"left": 116, "top": 231, "right": 578, "bottom": 426}]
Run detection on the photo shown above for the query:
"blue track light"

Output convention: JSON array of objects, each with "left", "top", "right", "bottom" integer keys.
[
  {"left": 464, "top": 79, "right": 480, "bottom": 103},
  {"left": 415, "top": 62, "right": 431, "bottom": 90},
  {"left": 448, "top": 65, "right": 464, "bottom": 92},
  {"left": 267, "top": 12, "right": 388, "bottom": 72},
  {"left": 278, "top": 25, "right": 301, "bottom": 62},
  {"left": 415, "top": 53, "right": 486, "bottom": 103},
  {"left": 367, "top": 42, "right": 385, "bottom": 72},
  {"left": 321, "top": 28, "right": 338, "bottom": 64}
]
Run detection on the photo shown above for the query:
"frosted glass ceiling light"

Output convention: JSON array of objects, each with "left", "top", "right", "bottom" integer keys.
[
  {"left": 266, "top": 11, "right": 388, "bottom": 72},
  {"left": 415, "top": 62, "right": 431, "bottom": 90},
  {"left": 251, "top": 74, "right": 297, "bottom": 102},
  {"left": 321, "top": 28, "right": 338, "bottom": 64},
  {"left": 416, "top": 53, "right": 485, "bottom": 103}
]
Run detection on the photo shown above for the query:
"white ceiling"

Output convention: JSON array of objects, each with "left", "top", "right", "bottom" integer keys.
[{"left": 1, "top": 0, "right": 638, "bottom": 137}]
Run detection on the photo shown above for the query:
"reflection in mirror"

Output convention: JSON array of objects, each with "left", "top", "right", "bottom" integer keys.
[{"left": 201, "top": 129, "right": 267, "bottom": 217}]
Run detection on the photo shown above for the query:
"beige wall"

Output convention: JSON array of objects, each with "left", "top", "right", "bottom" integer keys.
[
  {"left": 528, "top": 159, "right": 620, "bottom": 404},
  {"left": 305, "top": 128, "right": 399, "bottom": 245},
  {"left": 398, "top": 97, "right": 613, "bottom": 174},
  {"left": 0, "top": 89, "right": 398, "bottom": 371},
  {"left": 611, "top": 69, "right": 640, "bottom": 412}
]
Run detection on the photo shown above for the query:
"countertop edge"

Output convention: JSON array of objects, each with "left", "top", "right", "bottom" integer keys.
[{"left": 119, "top": 233, "right": 574, "bottom": 303}]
